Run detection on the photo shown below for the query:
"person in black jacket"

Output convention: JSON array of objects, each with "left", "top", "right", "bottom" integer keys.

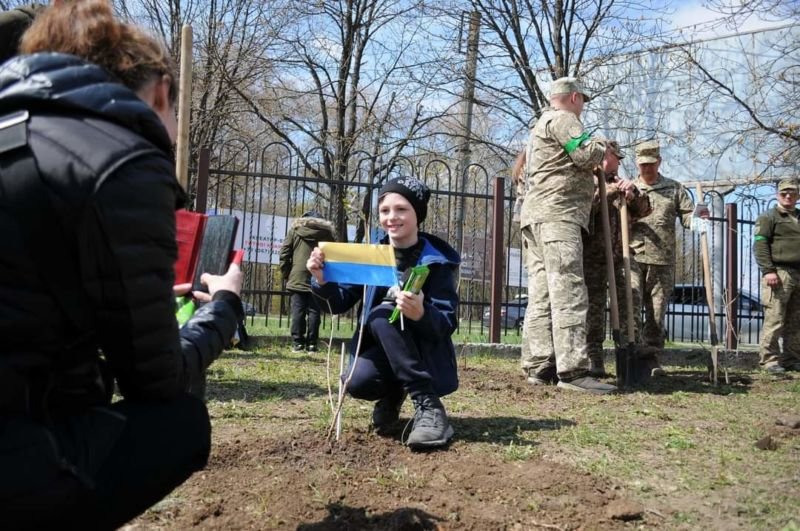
[
  {"left": 307, "top": 177, "right": 460, "bottom": 450},
  {"left": 0, "top": 1, "right": 243, "bottom": 529}
]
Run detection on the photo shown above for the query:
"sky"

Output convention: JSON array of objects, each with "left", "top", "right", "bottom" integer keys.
[{"left": 669, "top": 0, "right": 791, "bottom": 36}]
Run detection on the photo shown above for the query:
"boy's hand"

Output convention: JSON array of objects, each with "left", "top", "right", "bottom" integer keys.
[
  {"left": 306, "top": 247, "right": 326, "bottom": 285},
  {"left": 395, "top": 290, "right": 425, "bottom": 321}
]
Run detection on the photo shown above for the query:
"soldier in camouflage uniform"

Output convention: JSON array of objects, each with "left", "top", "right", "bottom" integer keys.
[
  {"left": 753, "top": 179, "right": 800, "bottom": 374},
  {"left": 582, "top": 139, "right": 651, "bottom": 376},
  {"left": 629, "top": 140, "right": 695, "bottom": 374},
  {"left": 519, "top": 77, "right": 616, "bottom": 394}
]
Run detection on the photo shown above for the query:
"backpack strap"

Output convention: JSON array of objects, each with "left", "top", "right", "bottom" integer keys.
[{"left": 0, "top": 110, "right": 93, "bottom": 336}]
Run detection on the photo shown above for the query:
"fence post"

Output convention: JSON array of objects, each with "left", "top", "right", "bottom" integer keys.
[
  {"left": 726, "top": 202, "right": 738, "bottom": 350},
  {"left": 194, "top": 147, "right": 209, "bottom": 213},
  {"left": 489, "top": 176, "right": 505, "bottom": 343}
]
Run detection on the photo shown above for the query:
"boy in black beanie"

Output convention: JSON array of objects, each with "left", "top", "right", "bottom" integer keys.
[{"left": 307, "top": 177, "right": 460, "bottom": 449}]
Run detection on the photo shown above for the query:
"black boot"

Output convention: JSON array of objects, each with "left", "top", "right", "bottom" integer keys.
[
  {"left": 406, "top": 394, "right": 454, "bottom": 449},
  {"left": 372, "top": 387, "right": 407, "bottom": 433}
]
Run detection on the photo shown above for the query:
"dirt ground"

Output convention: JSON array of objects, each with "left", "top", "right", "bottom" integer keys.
[{"left": 128, "top": 351, "right": 800, "bottom": 531}]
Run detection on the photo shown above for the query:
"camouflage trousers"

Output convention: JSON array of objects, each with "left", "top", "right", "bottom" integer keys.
[
  {"left": 583, "top": 250, "right": 640, "bottom": 364},
  {"left": 520, "top": 221, "right": 589, "bottom": 380},
  {"left": 759, "top": 266, "right": 800, "bottom": 368},
  {"left": 630, "top": 261, "right": 673, "bottom": 351}
]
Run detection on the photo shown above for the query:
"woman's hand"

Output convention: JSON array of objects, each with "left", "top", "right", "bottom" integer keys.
[
  {"left": 395, "top": 289, "right": 425, "bottom": 321},
  {"left": 195, "top": 263, "right": 244, "bottom": 302},
  {"left": 306, "top": 247, "right": 326, "bottom": 285}
]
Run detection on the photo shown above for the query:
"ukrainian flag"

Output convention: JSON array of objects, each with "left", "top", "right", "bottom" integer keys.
[{"left": 319, "top": 242, "right": 397, "bottom": 287}]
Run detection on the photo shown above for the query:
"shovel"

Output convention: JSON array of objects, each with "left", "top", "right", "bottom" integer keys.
[
  {"left": 596, "top": 173, "right": 624, "bottom": 385},
  {"left": 694, "top": 184, "right": 722, "bottom": 385},
  {"left": 619, "top": 201, "right": 651, "bottom": 385}
]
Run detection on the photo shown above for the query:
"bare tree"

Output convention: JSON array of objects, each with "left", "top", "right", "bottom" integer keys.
[
  {"left": 225, "top": 0, "right": 461, "bottom": 240},
  {"left": 667, "top": 2, "right": 800, "bottom": 180},
  {"left": 448, "top": 0, "right": 668, "bottom": 149},
  {"left": 119, "top": 0, "right": 288, "bottom": 203}
]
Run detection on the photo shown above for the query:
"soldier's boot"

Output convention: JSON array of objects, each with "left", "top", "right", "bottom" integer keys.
[
  {"left": 589, "top": 357, "right": 607, "bottom": 378},
  {"left": 557, "top": 376, "right": 617, "bottom": 395},
  {"left": 637, "top": 346, "right": 664, "bottom": 378},
  {"left": 526, "top": 366, "right": 557, "bottom": 386},
  {"left": 764, "top": 363, "right": 786, "bottom": 375},
  {"left": 372, "top": 387, "right": 407, "bottom": 434},
  {"left": 406, "top": 394, "right": 454, "bottom": 450}
]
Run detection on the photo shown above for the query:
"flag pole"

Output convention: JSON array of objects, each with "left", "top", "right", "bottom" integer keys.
[{"left": 175, "top": 25, "right": 193, "bottom": 193}]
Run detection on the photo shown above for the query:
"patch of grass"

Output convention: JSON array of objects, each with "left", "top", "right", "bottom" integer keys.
[
  {"left": 663, "top": 426, "right": 696, "bottom": 450},
  {"left": 201, "top": 343, "right": 800, "bottom": 529},
  {"left": 503, "top": 440, "right": 538, "bottom": 461}
]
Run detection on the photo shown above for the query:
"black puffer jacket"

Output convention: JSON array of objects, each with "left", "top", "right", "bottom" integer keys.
[{"left": 0, "top": 53, "right": 240, "bottom": 415}]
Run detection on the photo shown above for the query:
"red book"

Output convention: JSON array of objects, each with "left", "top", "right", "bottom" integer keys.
[{"left": 174, "top": 209, "right": 207, "bottom": 284}]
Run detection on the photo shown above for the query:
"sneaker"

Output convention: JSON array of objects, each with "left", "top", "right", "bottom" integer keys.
[
  {"left": 406, "top": 394, "right": 454, "bottom": 449},
  {"left": 291, "top": 343, "right": 305, "bottom": 353},
  {"left": 765, "top": 364, "right": 786, "bottom": 375},
  {"left": 306, "top": 344, "right": 318, "bottom": 353},
  {"left": 557, "top": 376, "right": 617, "bottom": 395},
  {"left": 650, "top": 366, "right": 666, "bottom": 377},
  {"left": 372, "top": 387, "right": 407, "bottom": 433},
  {"left": 589, "top": 359, "right": 607, "bottom": 378}
]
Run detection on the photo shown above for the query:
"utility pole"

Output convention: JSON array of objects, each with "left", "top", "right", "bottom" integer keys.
[{"left": 454, "top": 11, "right": 480, "bottom": 254}]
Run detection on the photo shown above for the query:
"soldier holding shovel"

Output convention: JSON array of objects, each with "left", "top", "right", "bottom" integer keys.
[{"left": 583, "top": 139, "right": 651, "bottom": 378}]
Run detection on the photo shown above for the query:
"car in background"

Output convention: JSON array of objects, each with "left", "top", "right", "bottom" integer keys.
[
  {"left": 666, "top": 284, "right": 763, "bottom": 345},
  {"left": 479, "top": 284, "right": 763, "bottom": 344},
  {"left": 482, "top": 293, "right": 527, "bottom": 330}
]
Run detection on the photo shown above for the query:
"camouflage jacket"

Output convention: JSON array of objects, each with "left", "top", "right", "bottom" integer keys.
[
  {"left": 520, "top": 108, "right": 605, "bottom": 230},
  {"left": 630, "top": 173, "right": 694, "bottom": 265},
  {"left": 753, "top": 206, "right": 800, "bottom": 274}
]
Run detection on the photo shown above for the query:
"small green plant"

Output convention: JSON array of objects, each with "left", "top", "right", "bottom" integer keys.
[{"left": 503, "top": 440, "right": 537, "bottom": 461}]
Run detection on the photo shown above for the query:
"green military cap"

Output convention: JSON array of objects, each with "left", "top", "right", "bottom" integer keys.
[
  {"left": 550, "top": 76, "right": 592, "bottom": 102},
  {"left": 596, "top": 137, "right": 624, "bottom": 159},
  {"left": 635, "top": 140, "right": 660, "bottom": 164},
  {"left": 777, "top": 178, "right": 798, "bottom": 192}
]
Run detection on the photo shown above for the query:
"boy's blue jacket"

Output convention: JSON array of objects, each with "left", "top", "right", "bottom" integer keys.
[{"left": 312, "top": 232, "right": 460, "bottom": 396}]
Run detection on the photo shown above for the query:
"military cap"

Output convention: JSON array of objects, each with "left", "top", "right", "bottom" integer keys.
[
  {"left": 550, "top": 77, "right": 592, "bottom": 102},
  {"left": 635, "top": 140, "right": 660, "bottom": 164},
  {"left": 777, "top": 178, "right": 798, "bottom": 192},
  {"left": 596, "top": 137, "right": 624, "bottom": 159}
]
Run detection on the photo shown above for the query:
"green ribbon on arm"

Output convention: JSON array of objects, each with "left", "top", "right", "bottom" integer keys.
[
  {"left": 754, "top": 235, "right": 767, "bottom": 241},
  {"left": 563, "top": 130, "right": 592, "bottom": 154}
]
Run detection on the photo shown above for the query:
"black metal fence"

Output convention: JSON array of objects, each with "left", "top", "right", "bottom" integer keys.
[{"left": 191, "top": 142, "right": 770, "bottom": 348}]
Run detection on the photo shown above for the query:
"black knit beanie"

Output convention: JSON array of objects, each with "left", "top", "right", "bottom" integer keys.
[{"left": 378, "top": 177, "right": 431, "bottom": 225}]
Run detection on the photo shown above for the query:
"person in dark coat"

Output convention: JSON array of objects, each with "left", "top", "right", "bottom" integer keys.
[
  {"left": 0, "top": 1, "right": 243, "bottom": 529},
  {"left": 307, "top": 177, "right": 460, "bottom": 450},
  {"left": 279, "top": 211, "right": 336, "bottom": 352},
  {"left": 0, "top": 3, "right": 46, "bottom": 64}
]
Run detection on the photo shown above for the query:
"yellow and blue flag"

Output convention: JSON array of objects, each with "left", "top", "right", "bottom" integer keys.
[{"left": 319, "top": 242, "right": 397, "bottom": 287}]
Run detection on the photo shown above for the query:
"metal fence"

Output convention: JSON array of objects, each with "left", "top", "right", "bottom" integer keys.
[{"left": 191, "top": 142, "right": 770, "bottom": 348}]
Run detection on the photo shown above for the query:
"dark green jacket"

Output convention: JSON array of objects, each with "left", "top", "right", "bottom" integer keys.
[
  {"left": 0, "top": 4, "right": 45, "bottom": 64},
  {"left": 279, "top": 216, "right": 335, "bottom": 292},
  {"left": 754, "top": 206, "right": 800, "bottom": 274}
]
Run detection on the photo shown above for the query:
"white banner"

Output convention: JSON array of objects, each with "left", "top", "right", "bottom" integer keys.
[{"left": 214, "top": 209, "right": 356, "bottom": 265}]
